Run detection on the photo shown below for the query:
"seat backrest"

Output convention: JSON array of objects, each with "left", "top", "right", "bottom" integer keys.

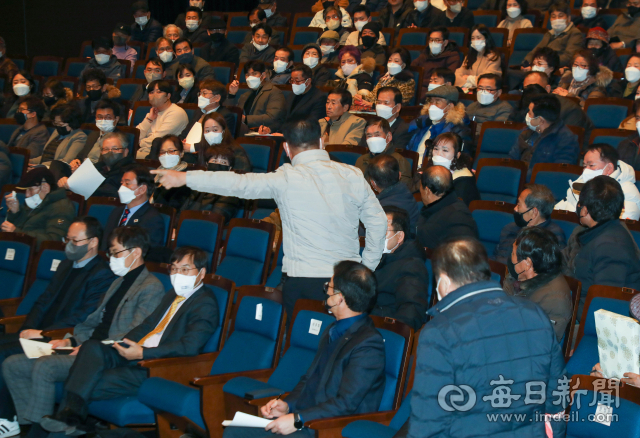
[
  {"left": 292, "top": 29, "right": 322, "bottom": 46},
  {"left": 551, "top": 210, "right": 579, "bottom": 242},
  {"left": 16, "top": 244, "right": 66, "bottom": 315},
  {"left": 0, "top": 233, "right": 35, "bottom": 300},
  {"left": 589, "top": 128, "right": 631, "bottom": 150},
  {"left": 131, "top": 103, "right": 153, "bottom": 127},
  {"left": 475, "top": 122, "right": 525, "bottom": 166},
  {"left": 0, "top": 121, "right": 19, "bottom": 145},
  {"left": 389, "top": 390, "right": 413, "bottom": 431},
  {"left": 228, "top": 12, "right": 250, "bottom": 27},
  {"left": 373, "top": 318, "right": 411, "bottom": 412},
  {"left": 237, "top": 137, "right": 276, "bottom": 173},
  {"left": 293, "top": 12, "right": 314, "bottom": 27},
  {"left": 209, "top": 62, "right": 234, "bottom": 85},
  {"left": 32, "top": 57, "right": 62, "bottom": 77},
  {"left": 86, "top": 199, "right": 119, "bottom": 228},
  {"left": 9, "top": 148, "right": 29, "bottom": 184},
  {"left": 530, "top": 163, "right": 583, "bottom": 202},
  {"left": 584, "top": 98, "right": 633, "bottom": 129},
  {"left": 469, "top": 200, "right": 516, "bottom": 256},
  {"left": 398, "top": 29, "right": 428, "bottom": 47},
  {"left": 475, "top": 158, "right": 525, "bottom": 204},
  {"left": 582, "top": 291, "right": 637, "bottom": 339},
  {"left": 509, "top": 29, "right": 546, "bottom": 66},
  {"left": 209, "top": 292, "right": 283, "bottom": 375},
  {"left": 175, "top": 211, "right": 224, "bottom": 270},
  {"left": 447, "top": 28, "right": 468, "bottom": 47},
  {"left": 117, "top": 79, "right": 146, "bottom": 102},
  {"left": 152, "top": 204, "right": 175, "bottom": 246},
  {"left": 201, "top": 275, "right": 235, "bottom": 353},
  {"left": 267, "top": 301, "right": 335, "bottom": 391},
  {"left": 325, "top": 144, "right": 368, "bottom": 166},
  {"left": 64, "top": 58, "right": 89, "bottom": 78},
  {"left": 145, "top": 261, "right": 172, "bottom": 293},
  {"left": 227, "top": 29, "right": 251, "bottom": 45}
]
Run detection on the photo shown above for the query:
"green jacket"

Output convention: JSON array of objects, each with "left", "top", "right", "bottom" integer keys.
[{"left": 7, "top": 189, "right": 75, "bottom": 247}]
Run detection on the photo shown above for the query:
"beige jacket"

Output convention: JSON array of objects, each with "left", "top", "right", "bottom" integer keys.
[
  {"left": 136, "top": 103, "right": 189, "bottom": 158},
  {"left": 319, "top": 113, "right": 367, "bottom": 145},
  {"left": 455, "top": 52, "right": 502, "bottom": 88},
  {"left": 186, "top": 149, "right": 387, "bottom": 277}
]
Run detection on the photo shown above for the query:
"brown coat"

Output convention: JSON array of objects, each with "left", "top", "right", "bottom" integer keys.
[{"left": 411, "top": 44, "right": 461, "bottom": 100}]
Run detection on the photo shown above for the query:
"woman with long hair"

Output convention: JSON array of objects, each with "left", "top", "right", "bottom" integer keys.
[{"left": 455, "top": 24, "right": 502, "bottom": 90}]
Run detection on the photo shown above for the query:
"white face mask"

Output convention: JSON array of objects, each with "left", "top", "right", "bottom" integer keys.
[
  {"left": 13, "top": 84, "right": 30, "bottom": 96},
  {"left": 436, "top": 276, "right": 449, "bottom": 301},
  {"left": 204, "top": 131, "right": 223, "bottom": 145},
  {"left": 366, "top": 136, "right": 388, "bottom": 154},
  {"left": 246, "top": 75, "right": 262, "bottom": 89},
  {"left": 506, "top": 6, "right": 521, "bottom": 18},
  {"left": 179, "top": 76, "right": 195, "bottom": 89},
  {"left": 198, "top": 95, "right": 212, "bottom": 110},
  {"left": 355, "top": 20, "right": 367, "bottom": 31},
  {"left": 572, "top": 66, "right": 589, "bottom": 82},
  {"left": 428, "top": 104, "right": 445, "bottom": 121},
  {"left": 118, "top": 184, "right": 138, "bottom": 204},
  {"left": 25, "top": 191, "right": 42, "bottom": 209},
  {"left": 253, "top": 40, "right": 269, "bottom": 51},
  {"left": 144, "top": 71, "right": 162, "bottom": 83},
  {"left": 159, "top": 153, "right": 181, "bottom": 168},
  {"left": 95, "top": 54, "right": 110, "bottom": 65},
  {"left": 273, "top": 60, "right": 288, "bottom": 73},
  {"left": 190, "top": 0, "right": 203, "bottom": 7},
  {"left": 264, "top": 8, "right": 274, "bottom": 18},
  {"left": 428, "top": 83, "right": 441, "bottom": 91},
  {"left": 625, "top": 67, "right": 640, "bottom": 83},
  {"left": 376, "top": 104, "right": 396, "bottom": 119},
  {"left": 471, "top": 40, "right": 486, "bottom": 52},
  {"left": 250, "top": 22, "right": 257, "bottom": 28},
  {"left": 321, "top": 45, "right": 335, "bottom": 55},
  {"left": 637, "top": 121, "right": 640, "bottom": 136},
  {"left": 171, "top": 271, "right": 202, "bottom": 296},
  {"left": 429, "top": 42, "right": 443, "bottom": 55},
  {"left": 292, "top": 82, "right": 308, "bottom": 95},
  {"left": 581, "top": 167, "right": 605, "bottom": 182},
  {"left": 431, "top": 154, "right": 452, "bottom": 169},
  {"left": 449, "top": 2, "right": 462, "bottom": 13},
  {"left": 382, "top": 231, "right": 399, "bottom": 254},
  {"left": 303, "top": 56, "right": 319, "bottom": 68},
  {"left": 477, "top": 90, "right": 495, "bottom": 105},
  {"left": 525, "top": 113, "right": 538, "bottom": 131},
  {"left": 387, "top": 62, "right": 403, "bottom": 75},
  {"left": 158, "top": 51, "right": 174, "bottom": 63},
  {"left": 185, "top": 20, "right": 199, "bottom": 31},
  {"left": 551, "top": 19, "right": 567, "bottom": 33},
  {"left": 110, "top": 252, "right": 138, "bottom": 277},
  {"left": 96, "top": 119, "right": 115, "bottom": 133},
  {"left": 581, "top": 6, "right": 597, "bottom": 19},
  {"left": 326, "top": 19, "right": 340, "bottom": 30},
  {"left": 415, "top": 0, "right": 428, "bottom": 11},
  {"left": 341, "top": 63, "right": 357, "bottom": 76},
  {"left": 135, "top": 16, "right": 149, "bottom": 26},
  {"left": 531, "top": 65, "right": 547, "bottom": 73}
]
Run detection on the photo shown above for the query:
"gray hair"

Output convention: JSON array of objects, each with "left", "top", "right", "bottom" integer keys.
[
  {"left": 163, "top": 25, "right": 183, "bottom": 38},
  {"left": 102, "top": 132, "right": 129, "bottom": 152},
  {"left": 524, "top": 183, "right": 555, "bottom": 220}
]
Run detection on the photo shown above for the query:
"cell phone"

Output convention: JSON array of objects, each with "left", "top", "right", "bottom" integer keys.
[
  {"left": 116, "top": 341, "right": 131, "bottom": 348},
  {"left": 53, "top": 348, "right": 74, "bottom": 355}
]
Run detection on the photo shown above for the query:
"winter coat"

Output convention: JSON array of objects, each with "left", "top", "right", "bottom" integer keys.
[
  {"left": 319, "top": 113, "right": 366, "bottom": 145},
  {"left": 608, "top": 10, "right": 640, "bottom": 47},
  {"left": 326, "top": 58, "right": 376, "bottom": 98},
  {"left": 556, "top": 65, "right": 613, "bottom": 102},
  {"left": 610, "top": 77, "right": 640, "bottom": 100},
  {"left": 455, "top": 51, "right": 502, "bottom": 88},
  {"left": 33, "top": 129, "right": 88, "bottom": 167},
  {"left": 409, "top": 280, "right": 567, "bottom": 438},
  {"left": 376, "top": 181, "right": 420, "bottom": 230},
  {"left": 6, "top": 188, "right": 75, "bottom": 247},
  {"left": 416, "top": 190, "right": 479, "bottom": 249},
  {"left": 508, "top": 120, "right": 580, "bottom": 181},
  {"left": 493, "top": 219, "right": 567, "bottom": 264},
  {"left": 523, "top": 22, "right": 584, "bottom": 68},
  {"left": 80, "top": 55, "right": 126, "bottom": 84},
  {"left": 200, "top": 38, "right": 240, "bottom": 66},
  {"left": 179, "top": 189, "right": 241, "bottom": 225},
  {"left": 371, "top": 240, "right": 430, "bottom": 330},
  {"left": 504, "top": 272, "right": 572, "bottom": 341},
  {"left": 77, "top": 85, "right": 122, "bottom": 124},
  {"left": 452, "top": 167, "right": 480, "bottom": 206},
  {"left": 432, "top": 7, "right": 475, "bottom": 28},
  {"left": 555, "top": 159, "right": 640, "bottom": 220},
  {"left": 572, "top": 13, "right": 608, "bottom": 31},
  {"left": 466, "top": 98, "right": 513, "bottom": 135},
  {"left": 378, "top": 2, "right": 415, "bottom": 35},
  {"left": 358, "top": 43, "right": 388, "bottom": 66},
  {"left": 363, "top": 69, "right": 415, "bottom": 104},
  {"left": 92, "top": 154, "right": 135, "bottom": 199},
  {"left": 152, "top": 164, "right": 193, "bottom": 211},
  {"left": 618, "top": 132, "right": 640, "bottom": 171},
  {"left": 592, "top": 45, "right": 623, "bottom": 73},
  {"left": 412, "top": 43, "right": 461, "bottom": 100},
  {"left": 130, "top": 18, "right": 163, "bottom": 44},
  {"left": 407, "top": 4, "right": 445, "bottom": 28}
]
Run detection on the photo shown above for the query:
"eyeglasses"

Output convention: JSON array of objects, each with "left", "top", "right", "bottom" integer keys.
[
  {"left": 198, "top": 91, "right": 214, "bottom": 97},
  {"left": 160, "top": 149, "right": 180, "bottom": 155},
  {"left": 95, "top": 115, "right": 115, "bottom": 121},
  {"left": 85, "top": 84, "right": 102, "bottom": 91},
  {"left": 168, "top": 265, "right": 199, "bottom": 275},
  {"left": 323, "top": 282, "right": 342, "bottom": 296},
  {"left": 101, "top": 147, "right": 125, "bottom": 153},
  {"left": 289, "top": 77, "right": 308, "bottom": 85},
  {"left": 63, "top": 236, "right": 90, "bottom": 244},
  {"left": 477, "top": 87, "right": 498, "bottom": 93},
  {"left": 145, "top": 68, "right": 162, "bottom": 74},
  {"left": 107, "top": 247, "right": 131, "bottom": 258}
]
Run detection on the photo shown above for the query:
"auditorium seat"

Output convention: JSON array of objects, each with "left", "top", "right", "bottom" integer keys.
[
  {"left": 174, "top": 210, "right": 224, "bottom": 270},
  {"left": 469, "top": 200, "right": 516, "bottom": 256},
  {"left": 475, "top": 158, "right": 527, "bottom": 204}
]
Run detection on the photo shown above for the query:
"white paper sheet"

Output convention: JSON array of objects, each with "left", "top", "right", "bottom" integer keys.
[
  {"left": 222, "top": 412, "right": 272, "bottom": 428},
  {"left": 20, "top": 338, "right": 53, "bottom": 359},
  {"left": 67, "top": 159, "right": 106, "bottom": 200},
  {"left": 184, "top": 122, "right": 203, "bottom": 152}
]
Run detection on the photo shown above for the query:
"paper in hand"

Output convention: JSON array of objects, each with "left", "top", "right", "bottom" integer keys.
[
  {"left": 67, "top": 159, "right": 106, "bottom": 200},
  {"left": 20, "top": 338, "right": 53, "bottom": 359},
  {"left": 222, "top": 412, "right": 272, "bottom": 428},
  {"left": 184, "top": 122, "right": 203, "bottom": 153}
]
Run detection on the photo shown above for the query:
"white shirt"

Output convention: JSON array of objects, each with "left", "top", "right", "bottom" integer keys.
[{"left": 142, "top": 283, "right": 203, "bottom": 348}]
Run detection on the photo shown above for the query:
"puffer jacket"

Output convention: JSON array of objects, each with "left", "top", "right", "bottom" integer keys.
[
  {"left": 618, "top": 132, "right": 640, "bottom": 171},
  {"left": 556, "top": 65, "right": 613, "bottom": 102},
  {"left": 555, "top": 160, "right": 640, "bottom": 220},
  {"left": 508, "top": 120, "right": 580, "bottom": 181},
  {"left": 412, "top": 43, "right": 461, "bottom": 100},
  {"left": 80, "top": 55, "right": 126, "bottom": 84},
  {"left": 370, "top": 239, "right": 429, "bottom": 330},
  {"left": 363, "top": 69, "right": 415, "bottom": 104},
  {"left": 407, "top": 102, "right": 475, "bottom": 158},
  {"left": 409, "top": 280, "right": 567, "bottom": 438},
  {"left": 326, "top": 57, "right": 376, "bottom": 99}
]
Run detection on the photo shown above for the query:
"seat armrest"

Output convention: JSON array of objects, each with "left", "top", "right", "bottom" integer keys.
[
  {"left": 305, "top": 410, "right": 397, "bottom": 430},
  {"left": 0, "top": 298, "right": 22, "bottom": 318},
  {"left": 0, "top": 315, "right": 26, "bottom": 333},
  {"left": 246, "top": 392, "right": 291, "bottom": 408},
  {"left": 138, "top": 352, "right": 219, "bottom": 385},
  {"left": 192, "top": 368, "right": 274, "bottom": 387},
  {"left": 42, "top": 328, "right": 73, "bottom": 339}
]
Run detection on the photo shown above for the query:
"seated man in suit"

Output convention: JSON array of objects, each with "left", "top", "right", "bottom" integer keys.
[
  {"left": 130, "top": 58, "right": 166, "bottom": 105},
  {"left": 3, "top": 226, "right": 164, "bottom": 438},
  {"left": 258, "top": 65, "right": 327, "bottom": 134},
  {"left": 0, "top": 217, "right": 114, "bottom": 433},
  {"left": 243, "top": 8, "right": 284, "bottom": 46},
  {"left": 370, "top": 86, "right": 412, "bottom": 147},
  {"left": 1, "top": 97, "right": 49, "bottom": 159},
  {"left": 166, "top": 38, "right": 215, "bottom": 81},
  {"left": 356, "top": 116, "right": 412, "bottom": 189},
  {"left": 40, "top": 246, "right": 219, "bottom": 436},
  {"left": 223, "top": 260, "right": 385, "bottom": 438},
  {"left": 227, "top": 60, "right": 287, "bottom": 133},
  {"left": 416, "top": 165, "right": 479, "bottom": 249},
  {"left": 101, "top": 164, "right": 165, "bottom": 251},
  {"left": 319, "top": 89, "right": 366, "bottom": 145}
]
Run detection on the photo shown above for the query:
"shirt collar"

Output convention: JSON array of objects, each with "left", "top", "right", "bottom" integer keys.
[
  {"left": 73, "top": 254, "right": 97, "bottom": 269},
  {"left": 126, "top": 200, "right": 147, "bottom": 216},
  {"left": 291, "top": 148, "right": 331, "bottom": 166},
  {"left": 329, "top": 313, "right": 366, "bottom": 342}
]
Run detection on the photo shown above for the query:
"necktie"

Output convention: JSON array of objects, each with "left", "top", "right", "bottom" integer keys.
[
  {"left": 119, "top": 208, "right": 130, "bottom": 227},
  {"left": 138, "top": 296, "right": 186, "bottom": 345}
]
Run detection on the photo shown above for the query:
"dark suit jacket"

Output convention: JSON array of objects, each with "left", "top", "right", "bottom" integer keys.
[
  {"left": 101, "top": 202, "right": 165, "bottom": 251},
  {"left": 285, "top": 86, "right": 327, "bottom": 124},
  {"left": 358, "top": 117, "right": 412, "bottom": 149},
  {"left": 228, "top": 81, "right": 286, "bottom": 131},
  {"left": 21, "top": 257, "right": 115, "bottom": 331},
  {"left": 200, "top": 39, "right": 240, "bottom": 65},
  {"left": 76, "top": 127, "right": 126, "bottom": 162},
  {"left": 7, "top": 123, "right": 50, "bottom": 159},
  {"left": 285, "top": 316, "right": 386, "bottom": 422},
  {"left": 416, "top": 190, "right": 479, "bottom": 249},
  {"left": 125, "top": 285, "right": 219, "bottom": 360},
  {"left": 93, "top": 154, "right": 135, "bottom": 198}
]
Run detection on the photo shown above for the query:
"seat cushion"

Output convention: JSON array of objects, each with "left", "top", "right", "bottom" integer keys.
[
  {"left": 566, "top": 335, "right": 599, "bottom": 377},
  {"left": 89, "top": 397, "right": 155, "bottom": 426},
  {"left": 138, "top": 377, "right": 205, "bottom": 429},
  {"left": 342, "top": 420, "right": 397, "bottom": 438},
  {"left": 223, "top": 376, "right": 283, "bottom": 399}
]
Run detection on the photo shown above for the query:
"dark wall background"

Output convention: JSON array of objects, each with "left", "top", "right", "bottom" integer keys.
[{"left": 0, "top": 0, "right": 311, "bottom": 60}]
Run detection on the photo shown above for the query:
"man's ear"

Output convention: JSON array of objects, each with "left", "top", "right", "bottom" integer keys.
[
  {"left": 545, "top": 85, "right": 551, "bottom": 93},
  {"left": 397, "top": 230, "right": 405, "bottom": 245}
]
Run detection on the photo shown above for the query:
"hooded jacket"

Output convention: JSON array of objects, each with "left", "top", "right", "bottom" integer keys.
[
  {"left": 557, "top": 65, "right": 613, "bottom": 102},
  {"left": 80, "top": 55, "right": 126, "bottom": 84},
  {"left": 508, "top": 120, "right": 580, "bottom": 181},
  {"left": 371, "top": 239, "right": 430, "bottom": 330},
  {"left": 411, "top": 43, "right": 461, "bottom": 100},
  {"left": 555, "top": 159, "right": 640, "bottom": 220},
  {"left": 326, "top": 57, "right": 376, "bottom": 98}
]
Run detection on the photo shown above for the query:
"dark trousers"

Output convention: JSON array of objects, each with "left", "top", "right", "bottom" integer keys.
[
  {"left": 281, "top": 276, "right": 330, "bottom": 321},
  {"left": 61, "top": 340, "right": 146, "bottom": 407},
  {"left": 223, "top": 426, "right": 314, "bottom": 438},
  {"left": 0, "top": 333, "right": 22, "bottom": 418}
]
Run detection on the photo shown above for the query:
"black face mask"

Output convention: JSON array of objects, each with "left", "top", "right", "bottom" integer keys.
[
  {"left": 590, "top": 46, "right": 605, "bottom": 58},
  {"left": 210, "top": 32, "right": 224, "bottom": 43},
  {"left": 56, "top": 126, "right": 69, "bottom": 136},
  {"left": 628, "top": 6, "right": 640, "bottom": 16},
  {"left": 44, "top": 96, "right": 57, "bottom": 107},
  {"left": 506, "top": 257, "right": 523, "bottom": 280},
  {"left": 576, "top": 203, "right": 585, "bottom": 225},
  {"left": 14, "top": 112, "right": 27, "bottom": 125},
  {"left": 361, "top": 35, "right": 376, "bottom": 48},
  {"left": 207, "top": 163, "right": 230, "bottom": 172},
  {"left": 87, "top": 89, "right": 102, "bottom": 101},
  {"left": 113, "top": 36, "right": 127, "bottom": 46},
  {"left": 513, "top": 207, "right": 533, "bottom": 228},
  {"left": 177, "top": 52, "right": 194, "bottom": 64},
  {"left": 101, "top": 152, "right": 124, "bottom": 168}
]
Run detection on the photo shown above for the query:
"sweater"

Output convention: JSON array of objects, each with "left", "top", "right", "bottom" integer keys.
[{"left": 136, "top": 104, "right": 189, "bottom": 159}]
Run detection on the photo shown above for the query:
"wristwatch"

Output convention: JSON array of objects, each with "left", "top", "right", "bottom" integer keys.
[{"left": 293, "top": 413, "right": 304, "bottom": 430}]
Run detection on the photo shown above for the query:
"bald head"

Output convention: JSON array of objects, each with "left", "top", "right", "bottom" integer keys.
[
  {"left": 432, "top": 238, "right": 491, "bottom": 292},
  {"left": 524, "top": 72, "right": 550, "bottom": 91},
  {"left": 421, "top": 165, "right": 453, "bottom": 197},
  {"left": 365, "top": 154, "right": 400, "bottom": 191}
]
